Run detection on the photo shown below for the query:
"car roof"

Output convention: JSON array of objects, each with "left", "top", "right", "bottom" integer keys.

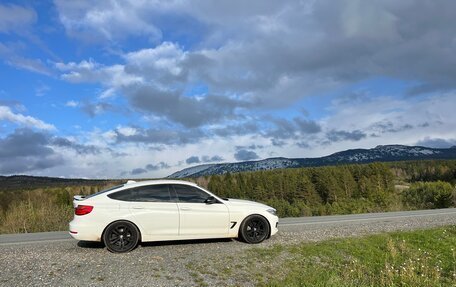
[{"left": 123, "top": 179, "right": 199, "bottom": 188}]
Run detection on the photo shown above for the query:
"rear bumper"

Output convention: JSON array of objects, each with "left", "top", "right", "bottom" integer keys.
[{"left": 69, "top": 220, "right": 102, "bottom": 242}]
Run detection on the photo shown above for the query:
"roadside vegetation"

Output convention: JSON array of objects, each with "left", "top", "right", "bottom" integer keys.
[
  {"left": 0, "top": 160, "right": 455, "bottom": 234},
  {"left": 0, "top": 184, "right": 115, "bottom": 234},
  {"left": 206, "top": 160, "right": 456, "bottom": 217},
  {"left": 186, "top": 226, "right": 456, "bottom": 286}
]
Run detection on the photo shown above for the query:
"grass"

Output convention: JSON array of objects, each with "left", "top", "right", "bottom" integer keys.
[
  {"left": 0, "top": 190, "right": 74, "bottom": 233},
  {"left": 187, "top": 226, "right": 456, "bottom": 286}
]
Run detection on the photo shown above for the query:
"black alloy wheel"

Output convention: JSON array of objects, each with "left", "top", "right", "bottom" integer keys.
[
  {"left": 103, "top": 221, "right": 139, "bottom": 253},
  {"left": 240, "top": 215, "right": 270, "bottom": 244}
]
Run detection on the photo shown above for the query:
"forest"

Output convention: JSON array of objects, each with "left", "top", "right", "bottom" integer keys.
[{"left": 0, "top": 160, "right": 455, "bottom": 233}]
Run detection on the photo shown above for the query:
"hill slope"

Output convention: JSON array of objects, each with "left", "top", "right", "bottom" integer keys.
[{"left": 168, "top": 145, "right": 456, "bottom": 178}]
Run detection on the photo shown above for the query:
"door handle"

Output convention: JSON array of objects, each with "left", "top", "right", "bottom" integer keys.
[
  {"left": 132, "top": 206, "right": 145, "bottom": 209},
  {"left": 180, "top": 207, "right": 191, "bottom": 211}
]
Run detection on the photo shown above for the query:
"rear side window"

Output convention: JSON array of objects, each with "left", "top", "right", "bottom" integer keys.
[
  {"left": 108, "top": 184, "right": 173, "bottom": 202},
  {"left": 85, "top": 184, "right": 124, "bottom": 199},
  {"left": 172, "top": 184, "right": 209, "bottom": 203}
]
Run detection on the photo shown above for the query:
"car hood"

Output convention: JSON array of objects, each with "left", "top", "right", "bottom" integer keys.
[{"left": 225, "top": 198, "right": 272, "bottom": 209}]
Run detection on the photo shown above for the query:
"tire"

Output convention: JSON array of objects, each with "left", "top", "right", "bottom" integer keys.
[
  {"left": 103, "top": 221, "right": 139, "bottom": 253},
  {"left": 239, "top": 215, "right": 270, "bottom": 244}
]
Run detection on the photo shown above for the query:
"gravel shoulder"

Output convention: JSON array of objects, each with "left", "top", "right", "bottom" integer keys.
[{"left": 1, "top": 210, "right": 455, "bottom": 287}]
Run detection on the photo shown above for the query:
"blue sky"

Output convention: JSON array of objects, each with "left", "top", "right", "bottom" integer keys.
[{"left": 0, "top": 0, "right": 456, "bottom": 178}]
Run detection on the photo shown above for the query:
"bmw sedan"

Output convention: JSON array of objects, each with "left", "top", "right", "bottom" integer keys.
[{"left": 69, "top": 180, "right": 279, "bottom": 253}]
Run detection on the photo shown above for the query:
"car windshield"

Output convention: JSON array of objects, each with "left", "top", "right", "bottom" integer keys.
[{"left": 84, "top": 184, "right": 124, "bottom": 199}]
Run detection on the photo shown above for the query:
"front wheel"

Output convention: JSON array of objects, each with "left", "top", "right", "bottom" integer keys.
[
  {"left": 103, "top": 221, "right": 139, "bottom": 253},
  {"left": 239, "top": 215, "right": 270, "bottom": 244}
]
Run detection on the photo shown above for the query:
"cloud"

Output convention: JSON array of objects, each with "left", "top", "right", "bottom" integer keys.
[
  {"left": 65, "top": 100, "right": 79, "bottom": 107},
  {"left": 295, "top": 118, "right": 322, "bottom": 134},
  {"left": 416, "top": 137, "right": 456, "bottom": 149},
  {"left": 55, "top": 1, "right": 456, "bottom": 112},
  {"left": 370, "top": 120, "right": 414, "bottom": 134},
  {"left": 0, "top": 105, "right": 55, "bottom": 130},
  {"left": 185, "top": 156, "right": 200, "bottom": 164},
  {"left": 81, "top": 101, "right": 114, "bottom": 117},
  {"left": 234, "top": 149, "right": 259, "bottom": 161},
  {"left": 212, "top": 122, "right": 259, "bottom": 137},
  {"left": 54, "top": 0, "right": 162, "bottom": 43},
  {"left": 129, "top": 161, "right": 171, "bottom": 175},
  {"left": 0, "top": 3, "right": 36, "bottom": 33},
  {"left": 326, "top": 129, "right": 367, "bottom": 142},
  {"left": 266, "top": 117, "right": 321, "bottom": 140},
  {"left": 51, "top": 137, "right": 103, "bottom": 155},
  {"left": 126, "top": 84, "right": 251, "bottom": 128},
  {"left": 55, "top": 60, "right": 142, "bottom": 88},
  {"left": 201, "top": 155, "right": 224, "bottom": 162},
  {"left": 0, "top": 129, "right": 62, "bottom": 174},
  {"left": 235, "top": 144, "right": 263, "bottom": 151},
  {"left": 146, "top": 162, "right": 170, "bottom": 171},
  {"left": 131, "top": 167, "right": 147, "bottom": 175},
  {"left": 114, "top": 126, "right": 205, "bottom": 146},
  {"left": 6, "top": 56, "right": 51, "bottom": 75},
  {"left": 185, "top": 155, "right": 224, "bottom": 165}
]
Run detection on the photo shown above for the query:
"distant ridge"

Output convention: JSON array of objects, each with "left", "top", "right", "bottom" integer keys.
[{"left": 168, "top": 145, "right": 456, "bottom": 178}]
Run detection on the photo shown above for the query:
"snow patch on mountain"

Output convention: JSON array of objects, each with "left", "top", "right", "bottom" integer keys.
[{"left": 168, "top": 145, "right": 456, "bottom": 178}]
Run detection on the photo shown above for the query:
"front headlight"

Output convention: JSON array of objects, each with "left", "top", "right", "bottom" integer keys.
[{"left": 267, "top": 209, "right": 277, "bottom": 216}]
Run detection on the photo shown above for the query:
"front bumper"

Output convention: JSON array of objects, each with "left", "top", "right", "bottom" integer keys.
[{"left": 270, "top": 217, "right": 279, "bottom": 236}]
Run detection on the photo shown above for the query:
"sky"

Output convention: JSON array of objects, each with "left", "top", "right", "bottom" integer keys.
[{"left": 0, "top": 0, "right": 456, "bottom": 179}]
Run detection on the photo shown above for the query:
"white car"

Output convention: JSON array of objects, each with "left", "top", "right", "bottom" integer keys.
[{"left": 69, "top": 180, "right": 279, "bottom": 252}]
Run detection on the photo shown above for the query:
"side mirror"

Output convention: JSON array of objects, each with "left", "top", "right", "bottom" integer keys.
[{"left": 205, "top": 196, "right": 217, "bottom": 204}]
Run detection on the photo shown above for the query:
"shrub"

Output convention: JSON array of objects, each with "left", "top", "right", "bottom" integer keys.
[{"left": 403, "top": 181, "right": 455, "bottom": 209}]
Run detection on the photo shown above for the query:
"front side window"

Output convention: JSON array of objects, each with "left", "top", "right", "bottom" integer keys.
[
  {"left": 108, "top": 184, "right": 172, "bottom": 202},
  {"left": 172, "top": 185, "right": 210, "bottom": 203}
]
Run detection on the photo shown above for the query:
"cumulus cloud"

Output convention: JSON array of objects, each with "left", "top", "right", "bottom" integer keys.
[
  {"left": 0, "top": 105, "right": 55, "bottom": 130},
  {"left": 51, "top": 1, "right": 456, "bottom": 104}
]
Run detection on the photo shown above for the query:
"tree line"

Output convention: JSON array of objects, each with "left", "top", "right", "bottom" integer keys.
[
  {"left": 203, "top": 160, "right": 456, "bottom": 217},
  {"left": 0, "top": 160, "right": 455, "bottom": 233}
]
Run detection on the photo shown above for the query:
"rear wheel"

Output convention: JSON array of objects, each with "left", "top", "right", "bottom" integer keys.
[
  {"left": 103, "top": 221, "right": 139, "bottom": 253},
  {"left": 239, "top": 215, "right": 270, "bottom": 244}
]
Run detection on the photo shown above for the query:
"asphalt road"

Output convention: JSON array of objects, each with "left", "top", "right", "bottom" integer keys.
[{"left": 1, "top": 208, "right": 455, "bottom": 245}]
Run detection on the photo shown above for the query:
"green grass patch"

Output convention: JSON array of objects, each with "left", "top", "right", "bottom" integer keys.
[
  {"left": 187, "top": 226, "right": 456, "bottom": 286},
  {"left": 265, "top": 227, "right": 456, "bottom": 286}
]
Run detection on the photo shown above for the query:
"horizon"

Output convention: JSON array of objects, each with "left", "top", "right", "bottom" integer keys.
[
  {"left": 1, "top": 1, "right": 456, "bottom": 179},
  {"left": 2, "top": 143, "right": 455, "bottom": 180}
]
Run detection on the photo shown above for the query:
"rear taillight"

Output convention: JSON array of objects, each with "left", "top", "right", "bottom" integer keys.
[{"left": 75, "top": 205, "right": 94, "bottom": 216}]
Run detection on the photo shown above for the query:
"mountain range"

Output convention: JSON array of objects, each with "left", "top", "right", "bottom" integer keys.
[{"left": 168, "top": 145, "right": 456, "bottom": 178}]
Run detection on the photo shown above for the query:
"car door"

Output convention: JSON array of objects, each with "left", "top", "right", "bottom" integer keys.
[
  {"left": 109, "top": 184, "right": 179, "bottom": 238},
  {"left": 171, "top": 184, "right": 229, "bottom": 237}
]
